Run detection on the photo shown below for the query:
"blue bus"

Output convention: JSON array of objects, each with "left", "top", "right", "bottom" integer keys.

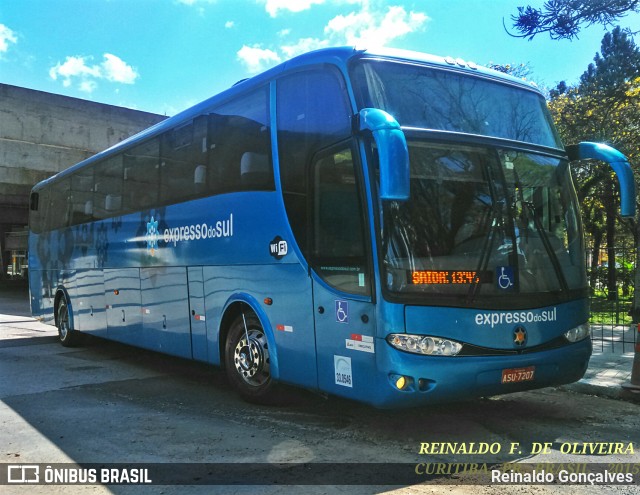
[{"left": 28, "top": 47, "right": 635, "bottom": 407}]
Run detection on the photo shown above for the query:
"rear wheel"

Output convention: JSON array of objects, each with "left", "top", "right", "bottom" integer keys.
[
  {"left": 57, "top": 298, "right": 81, "bottom": 347},
  {"left": 224, "top": 313, "right": 274, "bottom": 402}
]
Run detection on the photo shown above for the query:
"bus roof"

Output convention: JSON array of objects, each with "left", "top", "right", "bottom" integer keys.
[{"left": 32, "top": 46, "right": 542, "bottom": 191}]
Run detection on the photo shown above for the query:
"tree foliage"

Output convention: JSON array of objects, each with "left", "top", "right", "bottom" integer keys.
[
  {"left": 509, "top": 0, "right": 639, "bottom": 40},
  {"left": 486, "top": 62, "right": 533, "bottom": 79},
  {"left": 547, "top": 27, "right": 640, "bottom": 298},
  {"left": 550, "top": 28, "right": 640, "bottom": 161}
]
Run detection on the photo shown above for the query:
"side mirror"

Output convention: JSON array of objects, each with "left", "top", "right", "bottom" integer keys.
[
  {"left": 358, "top": 108, "right": 410, "bottom": 201},
  {"left": 566, "top": 142, "right": 636, "bottom": 218}
]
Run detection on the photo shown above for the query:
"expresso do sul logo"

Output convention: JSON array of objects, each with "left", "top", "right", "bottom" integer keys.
[
  {"left": 145, "top": 213, "right": 234, "bottom": 254},
  {"left": 269, "top": 236, "right": 288, "bottom": 260}
]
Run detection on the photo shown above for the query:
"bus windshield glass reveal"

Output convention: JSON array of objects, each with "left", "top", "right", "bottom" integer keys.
[
  {"left": 351, "top": 60, "right": 562, "bottom": 149},
  {"left": 381, "top": 143, "right": 586, "bottom": 304},
  {"left": 351, "top": 60, "right": 585, "bottom": 306}
]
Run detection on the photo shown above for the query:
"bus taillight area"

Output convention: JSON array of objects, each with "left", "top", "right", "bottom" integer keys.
[{"left": 370, "top": 334, "right": 592, "bottom": 408}]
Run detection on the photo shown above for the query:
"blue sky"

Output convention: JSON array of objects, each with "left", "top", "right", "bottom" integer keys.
[{"left": 1, "top": 0, "right": 639, "bottom": 116}]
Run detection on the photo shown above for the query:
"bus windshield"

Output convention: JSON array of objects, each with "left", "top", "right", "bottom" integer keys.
[
  {"left": 351, "top": 59, "right": 562, "bottom": 149},
  {"left": 381, "top": 141, "right": 586, "bottom": 304},
  {"left": 351, "top": 59, "right": 585, "bottom": 306}
]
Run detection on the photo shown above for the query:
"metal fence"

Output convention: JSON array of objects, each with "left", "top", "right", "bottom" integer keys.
[{"left": 587, "top": 243, "right": 638, "bottom": 353}]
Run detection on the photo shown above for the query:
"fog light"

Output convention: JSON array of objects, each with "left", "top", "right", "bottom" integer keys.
[{"left": 396, "top": 376, "right": 407, "bottom": 390}]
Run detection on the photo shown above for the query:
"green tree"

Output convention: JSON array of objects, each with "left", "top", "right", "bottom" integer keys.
[
  {"left": 547, "top": 27, "right": 640, "bottom": 301},
  {"left": 509, "top": 0, "right": 639, "bottom": 40},
  {"left": 486, "top": 62, "right": 533, "bottom": 78}
]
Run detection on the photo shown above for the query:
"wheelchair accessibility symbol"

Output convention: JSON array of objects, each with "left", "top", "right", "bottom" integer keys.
[
  {"left": 335, "top": 300, "right": 349, "bottom": 324},
  {"left": 497, "top": 266, "right": 515, "bottom": 291}
]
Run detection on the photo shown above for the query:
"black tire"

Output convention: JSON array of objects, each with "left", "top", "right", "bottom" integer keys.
[
  {"left": 57, "top": 298, "right": 81, "bottom": 347},
  {"left": 224, "top": 313, "right": 274, "bottom": 403}
]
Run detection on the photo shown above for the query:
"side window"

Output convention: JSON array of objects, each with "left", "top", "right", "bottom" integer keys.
[
  {"left": 207, "top": 88, "right": 273, "bottom": 194},
  {"left": 29, "top": 189, "right": 46, "bottom": 234},
  {"left": 69, "top": 168, "right": 94, "bottom": 225},
  {"left": 277, "top": 67, "right": 352, "bottom": 254},
  {"left": 124, "top": 138, "right": 160, "bottom": 211},
  {"left": 159, "top": 115, "right": 209, "bottom": 204},
  {"left": 312, "top": 146, "right": 370, "bottom": 295},
  {"left": 94, "top": 156, "right": 123, "bottom": 219},
  {"left": 46, "top": 178, "right": 71, "bottom": 231}
]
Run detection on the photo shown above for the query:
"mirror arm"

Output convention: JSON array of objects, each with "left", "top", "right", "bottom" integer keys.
[{"left": 356, "top": 108, "right": 410, "bottom": 201}]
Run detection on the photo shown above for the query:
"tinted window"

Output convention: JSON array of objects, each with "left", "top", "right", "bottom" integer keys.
[
  {"left": 206, "top": 88, "right": 273, "bottom": 194},
  {"left": 312, "top": 146, "right": 370, "bottom": 295},
  {"left": 93, "top": 156, "right": 123, "bottom": 219},
  {"left": 46, "top": 178, "right": 71, "bottom": 231},
  {"left": 29, "top": 189, "right": 47, "bottom": 234},
  {"left": 277, "top": 68, "right": 352, "bottom": 253},
  {"left": 352, "top": 60, "right": 562, "bottom": 149},
  {"left": 123, "top": 138, "right": 160, "bottom": 211},
  {"left": 36, "top": 87, "right": 274, "bottom": 229},
  {"left": 69, "top": 168, "right": 94, "bottom": 225}
]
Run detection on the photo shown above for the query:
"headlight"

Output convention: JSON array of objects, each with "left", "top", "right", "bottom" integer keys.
[
  {"left": 387, "top": 334, "right": 463, "bottom": 356},
  {"left": 564, "top": 323, "right": 591, "bottom": 343}
]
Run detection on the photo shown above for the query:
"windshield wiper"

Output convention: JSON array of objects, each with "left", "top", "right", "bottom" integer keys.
[
  {"left": 521, "top": 200, "right": 569, "bottom": 292},
  {"left": 466, "top": 158, "right": 505, "bottom": 304},
  {"left": 466, "top": 202, "right": 499, "bottom": 304}
]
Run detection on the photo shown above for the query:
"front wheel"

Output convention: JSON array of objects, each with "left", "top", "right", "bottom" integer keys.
[
  {"left": 57, "top": 298, "right": 81, "bottom": 347},
  {"left": 224, "top": 313, "right": 274, "bottom": 403}
]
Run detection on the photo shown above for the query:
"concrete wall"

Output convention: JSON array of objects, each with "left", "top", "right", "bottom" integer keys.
[{"left": 0, "top": 83, "right": 167, "bottom": 275}]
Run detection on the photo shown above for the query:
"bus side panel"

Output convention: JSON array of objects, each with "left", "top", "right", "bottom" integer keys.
[
  {"left": 104, "top": 268, "right": 142, "bottom": 345},
  {"left": 28, "top": 269, "right": 50, "bottom": 323},
  {"left": 187, "top": 266, "right": 207, "bottom": 362},
  {"left": 74, "top": 269, "right": 107, "bottom": 336},
  {"left": 141, "top": 266, "right": 191, "bottom": 359},
  {"left": 28, "top": 232, "right": 55, "bottom": 323},
  {"left": 204, "top": 263, "right": 317, "bottom": 389},
  {"left": 311, "top": 276, "right": 377, "bottom": 403},
  {"left": 62, "top": 269, "right": 78, "bottom": 327}
]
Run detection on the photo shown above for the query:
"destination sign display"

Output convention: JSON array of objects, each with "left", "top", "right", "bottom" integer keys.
[{"left": 409, "top": 270, "right": 492, "bottom": 285}]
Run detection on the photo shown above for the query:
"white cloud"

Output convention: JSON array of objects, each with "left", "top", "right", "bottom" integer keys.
[
  {"left": 101, "top": 53, "right": 139, "bottom": 84},
  {"left": 325, "top": 5, "right": 428, "bottom": 48},
  {"left": 225, "top": 21, "right": 235, "bottom": 28},
  {"left": 281, "top": 37, "right": 329, "bottom": 58},
  {"left": 237, "top": 44, "right": 281, "bottom": 73},
  {"left": 262, "top": 0, "right": 326, "bottom": 17},
  {"left": 0, "top": 23, "right": 18, "bottom": 54},
  {"left": 49, "top": 53, "right": 139, "bottom": 93},
  {"left": 79, "top": 79, "right": 99, "bottom": 93},
  {"left": 238, "top": 3, "right": 428, "bottom": 75},
  {"left": 49, "top": 56, "right": 101, "bottom": 86}
]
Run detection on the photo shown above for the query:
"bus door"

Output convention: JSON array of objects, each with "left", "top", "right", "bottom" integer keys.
[{"left": 309, "top": 145, "right": 376, "bottom": 400}]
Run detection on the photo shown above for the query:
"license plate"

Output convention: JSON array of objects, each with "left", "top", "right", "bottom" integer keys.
[{"left": 501, "top": 366, "right": 535, "bottom": 384}]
